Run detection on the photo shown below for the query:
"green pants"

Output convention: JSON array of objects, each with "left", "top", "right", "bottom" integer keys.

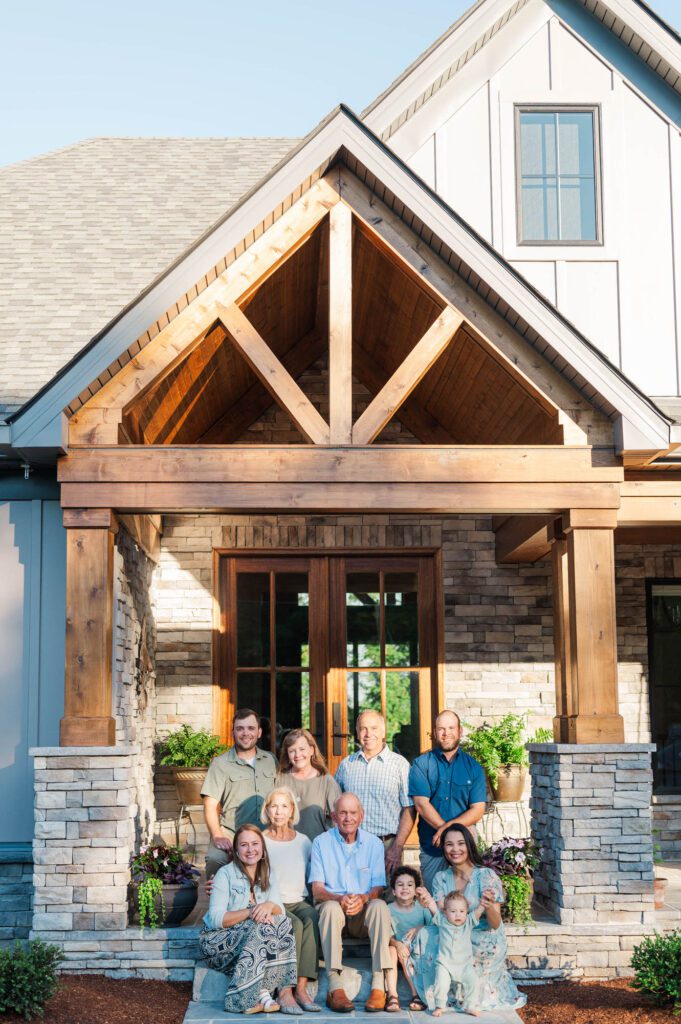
[{"left": 285, "top": 900, "right": 321, "bottom": 981}]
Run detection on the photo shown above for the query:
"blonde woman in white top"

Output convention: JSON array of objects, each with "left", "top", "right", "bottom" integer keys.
[{"left": 262, "top": 786, "right": 322, "bottom": 1013}]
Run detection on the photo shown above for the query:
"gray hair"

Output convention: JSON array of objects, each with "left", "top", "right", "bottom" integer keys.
[{"left": 334, "top": 791, "right": 364, "bottom": 813}]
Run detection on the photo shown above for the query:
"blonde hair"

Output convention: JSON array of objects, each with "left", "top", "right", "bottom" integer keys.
[
  {"left": 261, "top": 785, "right": 300, "bottom": 827},
  {"left": 278, "top": 728, "right": 330, "bottom": 776}
]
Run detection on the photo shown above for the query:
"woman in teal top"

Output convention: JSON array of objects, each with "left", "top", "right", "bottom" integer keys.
[
  {"left": 411, "top": 824, "right": 526, "bottom": 1012},
  {"left": 199, "top": 824, "right": 299, "bottom": 1015}
]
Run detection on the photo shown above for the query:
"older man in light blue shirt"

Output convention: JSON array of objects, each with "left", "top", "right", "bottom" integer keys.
[{"left": 309, "top": 793, "right": 395, "bottom": 1013}]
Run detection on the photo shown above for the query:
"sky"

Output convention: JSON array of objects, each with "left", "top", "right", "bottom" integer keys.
[{"left": 1, "top": 0, "right": 679, "bottom": 168}]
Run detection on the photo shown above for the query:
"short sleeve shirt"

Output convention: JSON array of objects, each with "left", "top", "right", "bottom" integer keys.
[
  {"left": 388, "top": 901, "right": 432, "bottom": 941},
  {"left": 201, "top": 746, "right": 277, "bottom": 838},
  {"left": 408, "top": 748, "right": 486, "bottom": 855}
]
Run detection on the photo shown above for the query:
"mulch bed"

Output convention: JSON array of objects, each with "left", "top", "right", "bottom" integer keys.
[
  {"left": 519, "top": 978, "right": 677, "bottom": 1023},
  {"left": 0, "top": 976, "right": 192, "bottom": 1024}
]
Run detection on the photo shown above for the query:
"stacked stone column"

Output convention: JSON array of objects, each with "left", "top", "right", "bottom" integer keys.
[
  {"left": 529, "top": 743, "right": 656, "bottom": 925},
  {"left": 30, "top": 746, "right": 137, "bottom": 935}
]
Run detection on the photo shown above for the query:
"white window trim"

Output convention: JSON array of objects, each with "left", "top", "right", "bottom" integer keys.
[{"left": 514, "top": 103, "right": 604, "bottom": 247}]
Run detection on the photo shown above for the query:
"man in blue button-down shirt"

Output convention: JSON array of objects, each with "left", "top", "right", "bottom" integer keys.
[
  {"left": 309, "top": 793, "right": 394, "bottom": 1013},
  {"left": 409, "top": 710, "right": 487, "bottom": 892}
]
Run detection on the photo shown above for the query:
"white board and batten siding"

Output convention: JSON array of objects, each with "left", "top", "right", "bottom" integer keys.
[{"left": 387, "top": 0, "right": 681, "bottom": 399}]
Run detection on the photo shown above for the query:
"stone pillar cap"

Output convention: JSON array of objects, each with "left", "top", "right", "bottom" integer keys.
[
  {"left": 526, "top": 742, "right": 655, "bottom": 753},
  {"left": 29, "top": 745, "right": 140, "bottom": 756}
]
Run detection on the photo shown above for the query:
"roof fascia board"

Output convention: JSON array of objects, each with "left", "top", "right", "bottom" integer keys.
[
  {"left": 604, "top": 0, "right": 681, "bottom": 70},
  {"left": 10, "top": 113, "right": 349, "bottom": 450},
  {"left": 337, "top": 119, "right": 670, "bottom": 448},
  {"left": 363, "top": 0, "right": 518, "bottom": 134}
]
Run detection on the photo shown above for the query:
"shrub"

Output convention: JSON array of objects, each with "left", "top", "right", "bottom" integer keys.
[
  {"left": 463, "top": 714, "right": 551, "bottom": 787},
  {"left": 157, "top": 724, "right": 226, "bottom": 767},
  {"left": 0, "top": 940, "right": 63, "bottom": 1020},
  {"left": 630, "top": 929, "right": 681, "bottom": 1012}
]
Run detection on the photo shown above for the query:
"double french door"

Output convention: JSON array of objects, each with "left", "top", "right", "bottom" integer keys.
[{"left": 214, "top": 553, "right": 440, "bottom": 772}]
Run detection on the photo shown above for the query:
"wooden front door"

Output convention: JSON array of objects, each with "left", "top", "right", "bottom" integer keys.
[{"left": 215, "top": 552, "right": 439, "bottom": 772}]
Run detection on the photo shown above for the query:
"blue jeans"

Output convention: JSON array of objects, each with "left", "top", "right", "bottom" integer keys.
[{"left": 419, "top": 848, "right": 445, "bottom": 893}]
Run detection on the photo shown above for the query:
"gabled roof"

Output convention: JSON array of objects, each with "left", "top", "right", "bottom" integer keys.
[
  {"left": 0, "top": 137, "right": 296, "bottom": 418},
  {"left": 363, "top": 0, "right": 681, "bottom": 140},
  {"left": 6, "top": 106, "right": 672, "bottom": 457}
]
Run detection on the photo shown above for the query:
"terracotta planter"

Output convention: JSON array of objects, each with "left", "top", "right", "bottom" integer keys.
[
  {"left": 653, "top": 876, "right": 668, "bottom": 910},
  {"left": 172, "top": 766, "right": 207, "bottom": 807},
  {"left": 489, "top": 764, "right": 528, "bottom": 802},
  {"left": 128, "top": 881, "right": 198, "bottom": 927}
]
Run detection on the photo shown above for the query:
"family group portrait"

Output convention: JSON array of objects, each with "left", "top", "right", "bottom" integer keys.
[{"left": 1, "top": 0, "right": 680, "bottom": 1022}]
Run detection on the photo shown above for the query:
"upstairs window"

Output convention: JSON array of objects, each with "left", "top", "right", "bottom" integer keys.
[{"left": 516, "top": 106, "right": 601, "bottom": 244}]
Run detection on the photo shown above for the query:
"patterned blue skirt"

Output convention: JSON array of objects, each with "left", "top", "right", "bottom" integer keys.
[{"left": 199, "top": 915, "right": 297, "bottom": 1013}]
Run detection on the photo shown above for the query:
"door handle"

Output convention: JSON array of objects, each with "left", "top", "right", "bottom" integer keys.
[
  {"left": 314, "top": 701, "right": 326, "bottom": 757},
  {"left": 331, "top": 702, "right": 352, "bottom": 755}
]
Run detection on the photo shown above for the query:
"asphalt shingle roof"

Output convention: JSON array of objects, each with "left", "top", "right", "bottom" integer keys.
[{"left": 0, "top": 136, "right": 297, "bottom": 419}]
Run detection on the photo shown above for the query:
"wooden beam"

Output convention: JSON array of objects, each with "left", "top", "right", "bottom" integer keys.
[
  {"left": 616, "top": 526, "right": 681, "bottom": 545},
  {"left": 328, "top": 202, "right": 353, "bottom": 444},
  {"left": 118, "top": 514, "right": 162, "bottom": 562},
  {"left": 328, "top": 169, "right": 608, "bottom": 447},
  {"left": 58, "top": 445, "right": 624, "bottom": 485},
  {"left": 60, "top": 513, "right": 117, "bottom": 746},
  {"left": 494, "top": 515, "right": 554, "bottom": 563},
  {"left": 217, "top": 304, "right": 330, "bottom": 444},
  {"left": 68, "top": 179, "right": 339, "bottom": 441},
  {"left": 196, "top": 329, "right": 325, "bottom": 444},
  {"left": 60, "top": 480, "right": 621, "bottom": 514},
  {"left": 563, "top": 518, "right": 624, "bottom": 744},
  {"left": 353, "top": 307, "right": 463, "bottom": 445},
  {"left": 619, "top": 480, "right": 681, "bottom": 524},
  {"left": 352, "top": 345, "right": 456, "bottom": 443}
]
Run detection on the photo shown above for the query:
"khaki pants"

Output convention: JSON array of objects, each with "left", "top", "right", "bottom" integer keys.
[
  {"left": 205, "top": 840, "right": 232, "bottom": 880},
  {"left": 318, "top": 899, "right": 392, "bottom": 981}
]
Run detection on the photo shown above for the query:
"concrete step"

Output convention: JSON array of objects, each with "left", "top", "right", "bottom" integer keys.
[{"left": 184, "top": 1001, "right": 521, "bottom": 1024}]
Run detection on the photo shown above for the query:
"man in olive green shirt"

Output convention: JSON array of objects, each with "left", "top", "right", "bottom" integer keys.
[{"left": 201, "top": 708, "right": 276, "bottom": 878}]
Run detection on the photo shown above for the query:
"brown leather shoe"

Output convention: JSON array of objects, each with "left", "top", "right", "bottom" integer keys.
[
  {"left": 365, "top": 989, "right": 386, "bottom": 1012},
  {"left": 326, "top": 989, "right": 354, "bottom": 1013}
]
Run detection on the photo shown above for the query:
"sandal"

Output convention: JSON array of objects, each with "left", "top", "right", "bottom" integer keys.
[
  {"left": 385, "top": 996, "right": 401, "bottom": 1013},
  {"left": 409, "top": 997, "right": 427, "bottom": 1011}
]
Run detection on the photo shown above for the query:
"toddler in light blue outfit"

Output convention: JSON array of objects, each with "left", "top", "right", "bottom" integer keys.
[{"left": 424, "top": 890, "right": 483, "bottom": 1017}]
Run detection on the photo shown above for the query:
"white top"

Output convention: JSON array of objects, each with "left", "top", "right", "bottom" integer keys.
[{"left": 264, "top": 831, "right": 312, "bottom": 905}]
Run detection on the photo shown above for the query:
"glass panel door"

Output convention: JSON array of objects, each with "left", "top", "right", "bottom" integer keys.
[{"left": 648, "top": 582, "right": 681, "bottom": 793}]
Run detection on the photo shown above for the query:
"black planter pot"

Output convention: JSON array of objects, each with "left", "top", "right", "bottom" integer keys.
[{"left": 128, "top": 881, "right": 198, "bottom": 928}]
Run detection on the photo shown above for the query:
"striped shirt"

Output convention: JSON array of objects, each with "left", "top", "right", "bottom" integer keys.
[{"left": 335, "top": 747, "right": 413, "bottom": 837}]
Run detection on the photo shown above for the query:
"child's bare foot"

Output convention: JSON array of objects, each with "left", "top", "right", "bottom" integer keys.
[{"left": 432, "top": 1009, "right": 444, "bottom": 1017}]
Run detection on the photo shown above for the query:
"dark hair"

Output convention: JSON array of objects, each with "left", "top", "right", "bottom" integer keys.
[
  {"left": 234, "top": 708, "right": 261, "bottom": 727},
  {"left": 443, "top": 890, "right": 469, "bottom": 909},
  {"left": 232, "top": 824, "right": 270, "bottom": 892},
  {"left": 440, "top": 823, "right": 484, "bottom": 867},
  {"left": 390, "top": 865, "right": 422, "bottom": 889}
]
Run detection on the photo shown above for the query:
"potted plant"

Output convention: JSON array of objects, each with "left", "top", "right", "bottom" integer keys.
[
  {"left": 480, "top": 835, "right": 540, "bottom": 925},
  {"left": 653, "top": 831, "right": 668, "bottom": 910},
  {"left": 462, "top": 714, "right": 552, "bottom": 801},
  {"left": 128, "top": 842, "right": 200, "bottom": 929},
  {"left": 157, "top": 724, "right": 227, "bottom": 807}
]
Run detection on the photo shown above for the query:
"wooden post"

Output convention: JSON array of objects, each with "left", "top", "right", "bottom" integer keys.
[
  {"left": 328, "top": 202, "right": 353, "bottom": 444},
  {"left": 59, "top": 509, "right": 118, "bottom": 746},
  {"left": 561, "top": 509, "right": 625, "bottom": 744}
]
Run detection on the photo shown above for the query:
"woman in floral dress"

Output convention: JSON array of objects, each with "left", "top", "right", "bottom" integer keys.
[
  {"left": 199, "top": 824, "right": 299, "bottom": 1014},
  {"left": 411, "top": 824, "right": 526, "bottom": 1012}
]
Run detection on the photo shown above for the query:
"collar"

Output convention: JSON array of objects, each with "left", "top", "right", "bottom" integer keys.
[
  {"left": 434, "top": 746, "right": 462, "bottom": 764},
  {"left": 227, "top": 745, "right": 268, "bottom": 763},
  {"left": 331, "top": 826, "right": 363, "bottom": 847},
  {"left": 355, "top": 746, "right": 388, "bottom": 764}
]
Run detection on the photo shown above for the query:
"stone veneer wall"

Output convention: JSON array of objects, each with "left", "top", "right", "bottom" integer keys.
[
  {"left": 113, "top": 526, "right": 158, "bottom": 846},
  {"left": 529, "top": 744, "right": 656, "bottom": 925},
  {"left": 0, "top": 847, "right": 33, "bottom": 947}
]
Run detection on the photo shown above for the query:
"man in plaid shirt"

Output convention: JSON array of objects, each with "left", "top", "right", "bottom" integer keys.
[{"left": 335, "top": 710, "right": 415, "bottom": 873}]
